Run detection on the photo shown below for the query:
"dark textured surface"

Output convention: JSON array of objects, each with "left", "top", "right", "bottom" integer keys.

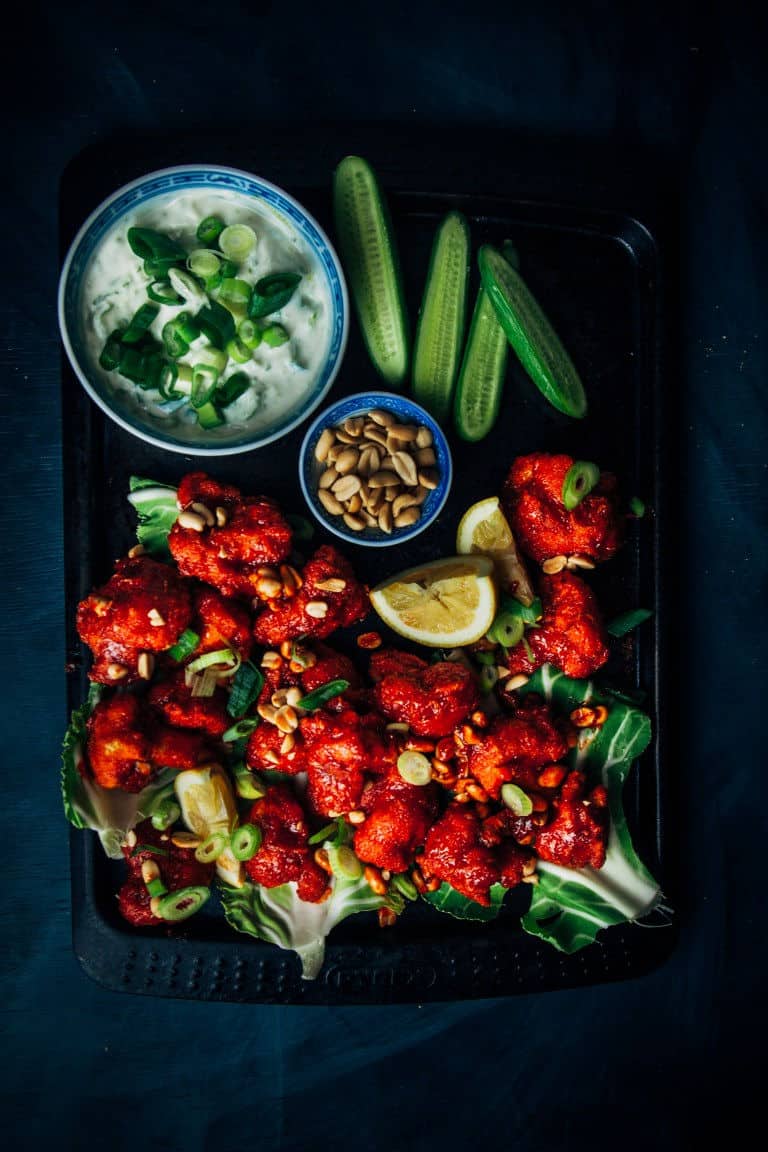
[{"left": 2, "top": 1, "right": 765, "bottom": 1147}]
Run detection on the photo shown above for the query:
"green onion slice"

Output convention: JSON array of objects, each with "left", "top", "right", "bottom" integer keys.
[
  {"left": 217, "top": 372, "right": 251, "bottom": 408},
  {"left": 227, "top": 661, "right": 264, "bottom": 718},
  {"left": 225, "top": 337, "right": 252, "bottom": 365},
  {"left": 195, "top": 401, "right": 225, "bottom": 430},
  {"left": 230, "top": 823, "right": 263, "bottom": 861},
  {"left": 218, "top": 259, "right": 239, "bottom": 280},
  {"left": 477, "top": 664, "right": 499, "bottom": 695},
  {"left": 99, "top": 330, "right": 125, "bottom": 371},
  {"left": 326, "top": 844, "right": 363, "bottom": 880},
  {"left": 562, "top": 461, "right": 600, "bottom": 511},
  {"left": 167, "top": 629, "right": 200, "bottom": 662},
  {"left": 297, "top": 679, "right": 350, "bottom": 712},
  {"left": 247, "top": 272, "right": 301, "bottom": 318},
  {"left": 396, "top": 751, "right": 432, "bottom": 787},
  {"left": 260, "top": 323, "right": 289, "bottom": 348},
  {"left": 186, "top": 647, "right": 240, "bottom": 677},
  {"left": 168, "top": 268, "right": 208, "bottom": 308},
  {"left": 191, "top": 365, "right": 220, "bottom": 409},
  {"left": 218, "top": 224, "right": 257, "bottom": 261},
  {"left": 196, "top": 300, "right": 236, "bottom": 348},
  {"left": 219, "top": 278, "right": 252, "bottom": 305},
  {"left": 147, "top": 280, "right": 184, "bottom": 305},
  {"left": 162, "top": 321, "right": 189, "bottom": 360},
  {"left": 238, "top": 319, "right": 262, "bottom": 350},
  {"left": 155, "top": 886, "right": 211, "bottom": 922},
  {"left": 188, "top": 249, "right": 221, "bottom": 279},
  {"left": 150, "top": 799, "right": 181, "bottom": 831},
  {"left": 232, "top": 763, "right": 266, "bottom": 800},
  {"left": 146, "top": 877, "right": 168, "bottom": 898},
  {"left": 487, "top": 611, "right": 525, "bottom": 649},
  {"left": 606, "top": 608, "right": 653, "bottom": 638},
  {"left": 501, "top": 783, "right": 533, "bottom": 816},
  {"left": 392, "top": 873, "right": 419, "bottom": 901},
  {"left": 121, "top": 303, "right": 160, "bottom": 345},
  {"left": 630, "top": 496, "right": 646, "bottom": 518},
  {"left": 308, "top": 821, "right": 338, "bottom": 846},
  {"left": 130, "top": 843, "right": 170, "bottom": 858},
  {"left": 194, "top": 832, "right": 229, "bottom": 864},
  {"left": 197, "top": 215, "right": 225, "bottom": 245},
  {"left": 223, "top": 717, "right": 259, "bottom": 741},
  {"left": 128, "top": 227, "right": 187, "bottom": 264}
]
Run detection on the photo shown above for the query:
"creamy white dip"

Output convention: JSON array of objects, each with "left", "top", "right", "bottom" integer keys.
[{"left": 81, "top": 189, "right": 333, "bottom": 440}]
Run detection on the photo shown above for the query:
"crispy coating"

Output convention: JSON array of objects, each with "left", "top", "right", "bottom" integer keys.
[
  {"left": 301, "top": 644, "right": 363, "bottom": 711},
  {"left": 535, "top": 770, "right": 609, "bottom": 869},
  {"left": 148, "top": 670, "right": 231, "bottom": 738},
  {"left": 300, "top": 706, "right": 374, "bottom": 817},
  {"left": 253, "top": 546, "right": 369, "bottom": 645},
  {"left": 457, "top": 698, "right": 568, "bottom": 799},
  {"left": 245, "top": 785, "right": 329, "bottom": 902},
  {"left": 192, "top": 587, "right": 253, "bottom": 662},
  {"left": 502, "top": 453, "right": 623, "bottom": 564},
  {"left": 354, "top": 771, "right": 439, "bottom": 873},
  {"left": 168, "top": 472, "right": 293, "bottom": 597},
  {"left": 118, "top": 819, "right": 214, "bottom": 928},
  {"left": 423, "top": 804, "right": 499, "bottom": 905},
  {"left": 371, "top": 650, "right": 479, "bottom": 738},
  {"left": 77, "top": 556, "right": 193, "bottom": 684},
  {"left": 506, "top": 571, "right": 609, "bottom": 679},
  {"left": 86, "top": 694, "right": 214, "bottom": 792},
  {"left": 245, "top": 721, "right": 307, "bottom": 775}
]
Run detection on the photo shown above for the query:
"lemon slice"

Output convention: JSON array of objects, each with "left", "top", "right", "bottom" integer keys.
[
  {"left": 456, "top": 496, "right": 534, "bottom": 606},
  {"left": 370, "top": 555, "right": 497, "bottom": 647},
  {"left": 174, "top": 765, "right": 244, "bottom": 888}
]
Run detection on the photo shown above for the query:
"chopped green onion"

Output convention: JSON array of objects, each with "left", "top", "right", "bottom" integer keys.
[
  {"left": 630, "top": 496, "right": 646, "bottom": 518},
  {"left": 147, "top": 280, "right": 184, "bottom": 305},
  {"left": 121, "top": 303, "right": 160, "bottom": 345},
  {"left": 167, "top": 311, "right": 201, "bottom": 345},
  {"left": 186, "top": 647, "right": 240, "bottom": 676},
  {"left": 227, "top": 661, "right": 264, "bottom": 718},
  {"left": 326, "top": 844, "right": 363, "bottom": 880},
  {"left": 225, "top": 337, "right": 252, "bottom": 364},
  {"left": 195, "top": 831, "right": 229, "bottom": 864},
  {"left": 606, "top": 608, "right": 653, "bottom": 638},
  {"left": 498, "top": 595, "right": 542, "bottom": 625},
  {"left": 521, "top": 635, "right": 534, "bottom": 663},
  {"left": 168, "top": 268, "right": 208, "bottom": 308},
  {"left": 127, "top": 227, "right": 187, "bottom": 265},
  {"left": 155, "top": 886, "right": 210, "bottom": 922},
  {"left": 247, "top": 272, "right": 301, "bottom": 318},
  {"left": 218, "top": 224, "right": 257, "bottom": 261},
  {"left": 99, "top": 330, "right": 125, "bottom": 371},
  {"left": 218, "top": 278, "right": 252, "bottom": 306},
  {"left": 157, "top": 362, "right": 182, "bottom": 400},
  {"left": 396, "top": 751, "right": 432, "bottom": 786},
  {"left": 166, "top": 628, "right": 200, "bottom": 662},
  {"left": 477, "top": 664, "right": 499, "bottom": 694},
  {"left": 118, "top": 347, "right": 165, "bottom": 389},
  {"left": 217, "top": 372, "right": 251, "bottom": 408},
  {"left": 261, "top": 323, "right": 289, "bottom": 348},
  {"left": 146, "top": 877, "right": 168, "bottom": 898},
  {"left": 501, "top": 783, "right": 533, "bottom": 817},
  {"left": 237, "top": 319, "right": 262, "bottom": 350},
  {"left": 151, "top": 799, "right": 181, "bottom": 831},
  {"left": 195, "top": 401, "right": 225, "bottom": 430},
  {"left": 285, "top": 514, "right": 314, "bottom": 541},
  {"left": 230, "top": 823, "right": 263, "bottom": 862},
  {"left": 197, "top": 215, "right": 225, "bottom": 245},
  {"left": 191, "top": 365, "right": 219, "bottom": 409},
  {"left": 162, "top": 321, "right": 190, "bottom": 359},
  {"left": 193, "top": 344, "right": 228, "bottom": 374},
  {"left": 297, "top": 679, "right": 350, "bottom": 711},
  {"left": 188, "top": 249, "right": 222, "bottom": 279},
  {"left": 196, "top": 300, "right": 236, "bottom": 348},
  {"left": 308, "top": 821, "right": 338, "bottom": 846},
  {"left": 487, "top": 611, "right": 525, "bottom": 649},
  {"left": 223, "top": 717, "right": 259, "bottom": 741},
  {"left": 474, "top": 651, "right": 496, "bottom": 666},
  {"left": 392, "top": 873, "right": 418, "bottom": 901},
  {"left": 232, "top": 763, "right": 266, "bottom": 800},
  {"left": 218, "top": 259, "right": 239, "bottom": 279},
  {"left": 130, "top": 843, "right": 170, "bottom": 858},
  {"left": 562, "top": 461, "right": 600, "bottom": 511}
]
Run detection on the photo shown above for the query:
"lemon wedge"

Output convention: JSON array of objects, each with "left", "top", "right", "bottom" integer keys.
[
  {"left": 370, "top": 555, "right": 497, "bottom": 647},
  {"left": 174, "top": 764, "right": 244, "bottom": 888},
  {"left": 455, "top": 496, "right": 534, "bottom": 606}
]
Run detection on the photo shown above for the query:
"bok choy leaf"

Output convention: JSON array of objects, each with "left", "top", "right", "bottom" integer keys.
[{"left": 219, "top": 873, "right": 386, "bottom": 980}]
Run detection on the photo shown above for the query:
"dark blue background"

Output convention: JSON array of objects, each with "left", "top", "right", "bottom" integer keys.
[{"left": 2, "top": 2, "right": 765, "bottom": 1148}]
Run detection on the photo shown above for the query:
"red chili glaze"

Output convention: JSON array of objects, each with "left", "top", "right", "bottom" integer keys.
[
  {"left": 192, "top": 587, "right": 253, "bottom": 662},
  {"left": 301, "top": 644, "right": 368, "bottom": 711},
  {"left": 506, "top": 571, "right": 610, "bottom": 679},
  {"left": 422, "top": 804, "right": 499, "bottom": 905},
  {"left": 368, "top": 649, "right": 429, "bottom": 682},
  {"left": 253, "top": 546, "right": 369, "bottom": 645},
  {"left": 456, "top": 698, "right": 568, "bottom": 799},
  {"left": 354, "top": 771, "right": 439, "bottom": 873},
  {"left": 118, "top": 819, "right": 214, "bottom": 927},
  {"left": 149, "top": 669, "right": 231, "bottom": 738},
  {"left": 245, "top": 721, "right": 307, "bottom": 776},
  {"left": 169, "top": 472, "right": 293, "bottom": 597},
  {"left": 245, "top": 786, "right": 328, "bottom": 902},
  {"left": 502, "top": 453, "right": 623, "bottom": 564},
  {"left": 151, "top": 726, "right": 215, "bottom": 771},
  {"left": 535, "top": 770, "right": 609, "bottom": 869},
  {"left": 300, "top": 706, "right": 377, "bottom": 817},
  {"left": 77, "top": 555, "right": 193, "bottom": 684},
  {"left": 372, "top": 650, "right": 479, "bottom": 738}
]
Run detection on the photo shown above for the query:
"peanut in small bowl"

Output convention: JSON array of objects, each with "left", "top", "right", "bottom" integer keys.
[{"left": 298, "top": 391, "right": 452, "bottom": 547}]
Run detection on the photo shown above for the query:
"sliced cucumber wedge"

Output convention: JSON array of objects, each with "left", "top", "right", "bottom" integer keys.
[
  {"left": 412, "top": 211, "right": 470, "bottom": 422},
  {"left": 453, "top": 287, "right": 508, "bottom": 442},
  {"left": 478, "top": 244, "right": 587, "bottom": 419},
  {"left": 333, "top": 155, "right": 409, "bottom": 386}
]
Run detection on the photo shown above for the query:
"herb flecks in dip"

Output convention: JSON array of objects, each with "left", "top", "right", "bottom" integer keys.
[{"left": 83, "top": 190, "right": 333, "bottom": 441}]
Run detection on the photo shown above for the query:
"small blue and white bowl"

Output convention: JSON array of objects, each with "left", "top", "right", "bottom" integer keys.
[
  {"left": 58, "top": 164, "right": 348, "bottom": 455},
  {"left": 299, "top": 391, "right": 453, "bottom": 547}
]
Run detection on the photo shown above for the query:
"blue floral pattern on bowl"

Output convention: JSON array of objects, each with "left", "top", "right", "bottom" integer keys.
[
  {"left": 299, "top": 392, "right": 453, "bottom": 548},
  {"left": 58, "top": 165, "right": 348, "bottom": 456}
]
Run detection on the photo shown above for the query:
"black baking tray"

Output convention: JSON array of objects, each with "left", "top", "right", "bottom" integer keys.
[{"left": 60, "top": 130, "right": 677, "bottom": 1003}]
